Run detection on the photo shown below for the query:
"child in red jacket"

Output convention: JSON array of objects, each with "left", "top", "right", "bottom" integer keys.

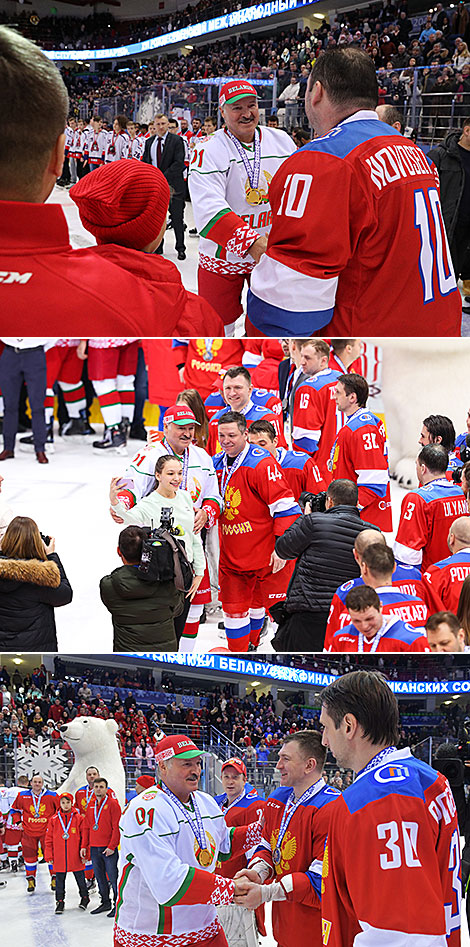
[{"left": 44, "top": 793, "right": 89, "bottom": 914}]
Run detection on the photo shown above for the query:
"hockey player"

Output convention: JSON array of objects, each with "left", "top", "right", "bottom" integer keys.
[
  {"left": 213, "top": 411, "right": 300, "bottom": 651},
  {"left": 13, "top": 774, "right": 59, "bottom": 893},
  {"left": 423, "top": 517, "right": 470, "bottom": 612},
  {"left": 319, "top": 669, "right": 461, "bottom": 946},
  {"left": 189, "top": 80, "right": 296, "bottom": 335},
  {"left": 207, "top": 366, "right": 286, "bottom": 455},
  {"left": 82, "top": 338, "right": 138, "bottom": 454},
  {"left": 330, "top": 373, "right": 392, "bottom": 531},
  {"left": 44, "top": 792, "right": 89, "bottom": 914},
  {"left": 328, "top": 585, "right": 430, "bottom": 652},
  {"left": 247, "top": 48, "right": 461, "bottom": 337},
  {"left": 234, "top": 731, "right": 340, "bottom": 947},
  {"left": 113, "top": 403, "right": 222, "bottom": 645},
  {"left": 19, "top": 339, "right": 92, "bottom": 451},
  {"left": 114, "top": 734, "right": 263, "bottom": 947},
  {"left": 419, "top": 414, "right": 463, "bottom": 480},
  {"left": 85, "top": 115, "right": 107, "bottom": 171},
  {"left": 325, "top": 543, "right": 428, "bottom": 644},
  {"left": 215, "top": 759, "right": 266, "bottom": 947},
  {"left": 173, "top": 339, "right": 247, "bottom": 402},
  {"left": 105, "top": 115, "right": 130, "bottom": 162},
  {"left": 328, "top": 339, "right": 363, "bottom": 375},
  {"left": 394, "top": 444, "right": 469, "bottom": 571},
  {"left": 324, "top": 530, "right": 427, "bottom": 649},
  {"left": 291, "top": 339, "right": 342, "bottom": 480},
  {"left": 80, "top": 776, "right": 121, "bottom": 917},
  {"left": 248, "top": 419, "right": 326, "bottom": 499},
  {"left": 0, "top": 776, "right": 27, "bottom": 871}
]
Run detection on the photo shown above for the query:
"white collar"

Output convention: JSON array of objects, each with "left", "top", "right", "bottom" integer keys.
[{"left": 339, "top": 109, "right": 380, "bottom": 127}]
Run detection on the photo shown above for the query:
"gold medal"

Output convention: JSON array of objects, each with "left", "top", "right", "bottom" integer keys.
[
  {"left": 198, "top": 847, "right": 213, "bottom": 867},
  {"left": 246, "top": 187, "right": 262, "bottom": 205}
]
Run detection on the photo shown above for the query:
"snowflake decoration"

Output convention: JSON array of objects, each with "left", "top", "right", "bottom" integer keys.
[{"left": 16, "top": 736, "right": 70, "bottom": 786}]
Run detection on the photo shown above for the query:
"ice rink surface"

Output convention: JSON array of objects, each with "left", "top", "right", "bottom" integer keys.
[
  {"left": 1, "top": 862, "right": 468, "bottom": 947},
  {"left": 3, "top": 436, "right": 400, "bottom": 653},
  {"left": 49, "top": 186, "right": 470, "bottom": 337}
]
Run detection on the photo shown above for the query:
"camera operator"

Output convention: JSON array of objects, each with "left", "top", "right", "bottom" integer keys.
[
  {"left": 100, "top": 526, "right": 183, "bottom": 652},
  {"left": 272, "top": 478, "right": 379, "bottom": 651},
  {"left": 433, "top": 740, "right": 470, "bottom": 932},
  {"left": 109, "top": 454, "right": 205, "bottom": 647}
]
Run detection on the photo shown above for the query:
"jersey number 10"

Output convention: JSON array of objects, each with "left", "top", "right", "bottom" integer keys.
[{"left": 414, "top": 188, "right": 455, "bottom": 303}]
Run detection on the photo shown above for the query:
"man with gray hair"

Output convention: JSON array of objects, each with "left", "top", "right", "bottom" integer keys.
[{"left": 0, "top": 27, "right": 202, "bottom": 334}]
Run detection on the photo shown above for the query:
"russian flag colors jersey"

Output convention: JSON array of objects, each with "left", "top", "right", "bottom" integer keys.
[
  {"left": 423, "top": 548, "right": 470, "bottom": 613},
  {"left": 329, "top": 616, "right": 430, "bottom": 652},
  {"left": 207, "top": 401, "right": 286, "bottom": 455},
  {"left": 214, "top": 783, "right": 265, "bottom": 878},
  {"left": 172, "top": 339, "right": 246, "bottom": 401},
  {"left": 247, "top": 111, "right": 461, "bottom": 337},
  {"left": 250, "top": 780, "right": 340, "bottom": 947},
  {"left": 329, "top": 409, "right": 392, "bottom": 531},
  {"left": 321, "top": 747, "right": 461, "bottom": 947},
  {"left": 213, "top": 443, "right": 300, "bottom": 573},
  {"left": 324, "top": 570, "right": 429, "bottom": 650},
  {"left": 276, "top": 446, "right": 326, "bottom": 499},
  {"left": 394, "top": 479, "right": 468, "bottom": 571},
  {"left": 205, "top": 386, "right": 283, "bottom": 421},
  {"left": 291, "top": 368, "right": 341, "bottom": 479},
  {"left": 13, "top": 789, "right": 59, "bottom": 837}
]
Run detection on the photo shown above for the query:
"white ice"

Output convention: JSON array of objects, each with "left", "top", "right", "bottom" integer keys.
[
  {"left": 1, "top": 862, "right": 468, "bottom": 947},
  {"left": 1, "top": 438, "right": 401, "bottom": 654}
]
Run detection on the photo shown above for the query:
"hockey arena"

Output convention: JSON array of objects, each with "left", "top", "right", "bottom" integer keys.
[{"left": 0, "top": 652, "right": 469, "bottom": 945}]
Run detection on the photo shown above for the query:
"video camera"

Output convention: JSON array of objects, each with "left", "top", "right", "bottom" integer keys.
[
  {"left": 451, "top": 434, "right": 470, "bottom": 484},
  {"left": 138, "top": 509, "right": 193, "bottom": 592}
]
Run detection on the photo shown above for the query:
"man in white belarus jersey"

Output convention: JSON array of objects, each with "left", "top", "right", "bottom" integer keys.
[
  {"left": 115, "top": 735, "right": 262, "bottom": 947},
  {"left": 189, "top": 80, "right": 295, "bottom": 336},
  {"left": 112, "top": 404, "right": 222, "bottom": 646}
]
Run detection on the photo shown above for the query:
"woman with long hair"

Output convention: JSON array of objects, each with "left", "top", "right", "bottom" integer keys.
[
  {"left": 176, "top": 389, "right": 209, "bottom": 448},
  {"left": 0, "top": 516, "right": 72, "bottom": 651}
]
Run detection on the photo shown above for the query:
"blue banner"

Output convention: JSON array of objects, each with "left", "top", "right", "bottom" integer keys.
[{"left": 44, "top": 0, "right": 319, "bottom": 61}]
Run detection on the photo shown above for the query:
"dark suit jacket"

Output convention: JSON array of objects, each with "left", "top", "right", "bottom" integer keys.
[{"left": 142, "top": 133, "right": 185, "bottom": 195}]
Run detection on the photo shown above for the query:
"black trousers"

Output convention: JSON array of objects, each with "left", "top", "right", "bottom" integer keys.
[
  {"left": 272, "top": 610, "right": 329, "bottom": 652},
  {"left": 173, "top": 594, "right": 191, "bottom": 643},
  {"left": 0, "top": 346, "right": 46, "bottom": 452},
  {"left": 158, "top": 191, "right": 185, "bottom": 254},
  {"left": 450, "top": 220, "right": 470, "bottom": 281},
  {"left": 55, "top": 869, "right": 87, "bottom": 901}
]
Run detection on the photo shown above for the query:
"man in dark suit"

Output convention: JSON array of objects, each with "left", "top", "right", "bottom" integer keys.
[{"left": 142, "top": 114, "right": 186, "bottom": 260}]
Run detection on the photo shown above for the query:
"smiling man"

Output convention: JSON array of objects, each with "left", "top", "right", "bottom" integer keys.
[
  {"left": 115, "top": 735, "right": 263, "bottom": 947},
  {"left": 188, "top": 80, "right": 295, "bottom": 335},
  {"left": 233, "top": 731, "right": 339, "bottom": 947}
]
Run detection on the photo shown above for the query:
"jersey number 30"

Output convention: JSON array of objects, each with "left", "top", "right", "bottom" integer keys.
[{"left": 414, "top": 188, "right": 455, "bottom": 303}]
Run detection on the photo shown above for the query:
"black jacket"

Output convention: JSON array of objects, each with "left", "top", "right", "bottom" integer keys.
[
  {"left": 275, "top": 505, "right": 379, "bottom": 613},
  {"left": 428, "top": 131, "right": 469, "bottom": 244},
  {"left": 0, "top": 553, "right": 73, "bottom": 650},
  {"left": 142, "top": 133, "right": 185, "bottom": 195},
  {"left": 100, "top": 564, "right": 184, "bottom": 651}
]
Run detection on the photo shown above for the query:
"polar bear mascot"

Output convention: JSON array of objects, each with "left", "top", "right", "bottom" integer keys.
[
  {"left": 58, "top": 716, "right": 126, "bottom": 807},
  {"left": 380, "top": 338, "right": 470, "bottom": 489}
]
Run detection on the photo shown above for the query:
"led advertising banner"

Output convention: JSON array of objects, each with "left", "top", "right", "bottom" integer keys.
[
  {"left": 45, "top": 0, "right": 319, "bottom": 61},
  {"left": 135, "top": 652, "right": 468, "bottom": 695}
]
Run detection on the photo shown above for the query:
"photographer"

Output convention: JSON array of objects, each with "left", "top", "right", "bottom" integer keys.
[
  {"left": 273, "top": 479, "right": 379, "bottom": 651},
  {"left": 109, "top": 454, "right": 205, "bottom": 644},
  {"left": 100, "top": 526, "right": 183, "bottom": 652},
  {"left": 0, "top": 516, "right": 72, "bottom": 651}
]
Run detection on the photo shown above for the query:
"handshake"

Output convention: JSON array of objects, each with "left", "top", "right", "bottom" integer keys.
[{"left": 232, "top": 869, "right": 264, "bottom": 910}]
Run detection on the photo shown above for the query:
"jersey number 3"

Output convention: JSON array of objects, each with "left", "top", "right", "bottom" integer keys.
[{"left": 414, "top": 188, "right": 455, "bottom": 303}]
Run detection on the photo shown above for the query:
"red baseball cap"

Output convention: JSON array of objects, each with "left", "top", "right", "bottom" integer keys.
[
  {"left": 163, "top": 405, "right": 199, "bottom": 426},
  {"left": 136, "top": 774, "right": 155, "bottom": 789},
  {"left": 221, "top": 757, "right": 247, "bottom": 776},
  {"left": 219, "top": 80, "right": 258, "bottom": 108},
  {"left": 155, "top": 734, "right": 202, "bottom": 765}
]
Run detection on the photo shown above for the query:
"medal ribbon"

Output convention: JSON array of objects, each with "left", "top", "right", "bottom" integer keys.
[
  {"left": 221, "top": 444, "right": 249, "bottom": 498},
  {"left": 358, "top": 619, "right": 389, "bottom": 653},
  {"left": 86, "top": 786, "right": 94, "bottom": 805},
  {"left": 93, "top": 797, "right": 106, "bottom": 831},
  {"left": 274, "top": 778, "right": 325, "bottom": 858},
  {"left": 163, "top": 437, "right": 189, "bottom": 491},
  {"left": 222, "top": 786, "right": 247, "bottom": 812},
  {"left": 32, "top": 790, "right": 45, "bottom": 818},
  {"left": 226, "top": 127, "right": 261, "bottom": 189},
  {"left": 204, "top": 339, "right": 214, "bottom": 360},
  {"left": 57, "top": 812, "right": 74, "bottom": 839},
  {"left": 160, "top": 785, "right": 207, "bottom": 850}
]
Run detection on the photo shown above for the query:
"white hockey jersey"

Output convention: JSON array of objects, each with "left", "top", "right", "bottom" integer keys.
[
  {"left": 105, "top": 130, "right": 131, "bottom": 162},
  {"left": 188, "top": 125, "right": 295, "bottom": 275}
]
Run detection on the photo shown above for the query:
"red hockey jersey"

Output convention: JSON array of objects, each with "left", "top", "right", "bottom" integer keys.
[
  {"left": 330, "top": 409, "right": 392, "bottom": 531},
  {"left": 214, "top": 784, "right": 265, "bottom": 878},
  {"left": 423, "top": 548, "right": 470, "bottom": 613},
  {"left": 208, "top": 402, "right": 286, "bottom": 456},
  {"left": 172, "top": 339, "right": 246, "bottom": 400},
  {"left": 74, "top": 784, "right": 96, "bottom": 816},
  {"left": 329, "top": 616, "right": 430, "bottom": 652},
  {"left": 250, "top": 779, "right": 340, "bottom": 947},
  {"left": 13, "top": 789, "right": 59, "bottom": 838},
  {"left": 325, "top": 581, "right": 428, "bottom": 649},
  {"left": 321, "top": 747, "right": 461, "bottom": 947},
  {"left": 394, "top": 479, "right": 468, "bottom": 571},
  {"left": 276, "top": 447, "right": 326, "bottom": 500},
  {"left": 247, "top": 112, "right": 461, "bottom": 337},
  {"left": 213, "top": 444, "right": 300, "bottom": 572},
  {"left": 291, "top": 369, "right": 341, "bottom": 479}
]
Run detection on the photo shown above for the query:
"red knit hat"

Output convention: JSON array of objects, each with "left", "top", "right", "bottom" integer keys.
[
  {"left": 219, "top": 80, "right": 258, "bottom": 107},
  {"left": 136, "top": 774, "right": 155, "bottom": 789},
  {"left": 70, "top": 160, "right": 170, "bottom": 249}
]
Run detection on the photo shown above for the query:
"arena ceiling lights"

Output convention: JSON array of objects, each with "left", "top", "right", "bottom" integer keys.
[
  {"left": 135, "top": 652, "right": 470, "bottom": 695},
  {"left": 44, "top": 0, "right": 320, "bottom": 61}
]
